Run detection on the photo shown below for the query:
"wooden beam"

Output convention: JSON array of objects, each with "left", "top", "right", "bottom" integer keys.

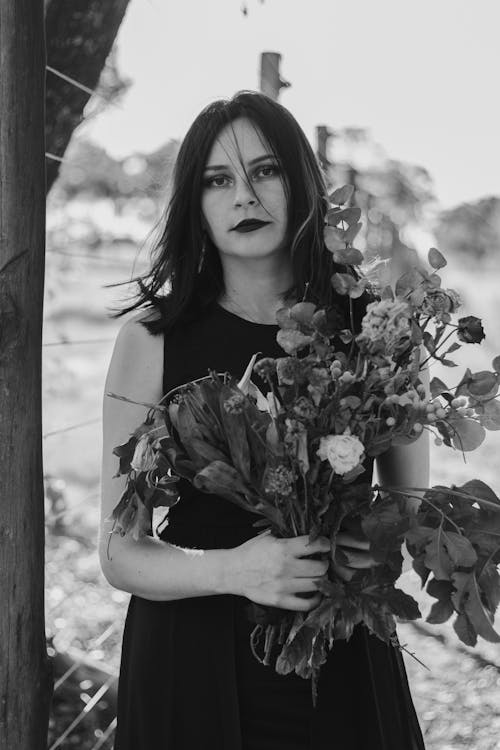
[{"left": 0, "top": 0, "right": 52, "bottom": 747}]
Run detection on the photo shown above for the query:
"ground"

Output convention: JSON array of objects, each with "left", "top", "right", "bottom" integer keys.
[{"left": 43, "top": 243, "right": 500, "bottom": 748}]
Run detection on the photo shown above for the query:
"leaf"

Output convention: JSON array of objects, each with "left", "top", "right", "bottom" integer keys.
[
  {"left": 193, "top": 460, "right": 252, "bottom": 507},
  {"left": 453, "top": 611, "right": 477, "bottom": 646},
  {"left": 492, "top": 355, "right": 500, "bottom": 373},
  {"left": 384, "top": 588, "right": 421, "bottom": 621},
  {"left": 445, "top": 342, "right": 461, "bottom": 355},
  {"left": 424, "top": 526, "right": 453, "bottom": 580},
  {"left": 333, "top": 247, "right": 364, "bottom": 265},
  {"left": 428, "top": 247, "right": 447, "bottom": 270},
  {"left": 447, "top": 415, "right": 486, "bottom": 451},
  {"left": 329, "top": 184, "right": 355, "bottom": 205},
  {"left": 275, "top": 306, "right": 299, "bottom": 330},
  {"left": 324, "top": 226, "right": 346, "bottom": 252},
  {"left": 426, "top": 577, "right": 454, "bottom": 600},
  {"left": 361, "top": 601, "right": 396, "bottom": 643},
  {"left": 440, "top": 531, "right": 477, "bottom": 567},
  {"left": 467, "top": 371, "right": 499, "bottom": 398},
  {"left": 423, "top": 332, "right": 435, "bottom": 355},
  {"left": 455, "top": 368, "right": 473, "bottom": 398},
  {"left": 344, "top": 222, "right": 362, "bottom": 243},
  {"left": 426, "top": 599, "right": 454, "bottom": 624},
  {"left": 289, "top": 301, "right": 317, "bottom": 325},
  {"left": 190, "top": 437, "right": 228, "bottom": 465},
  {"left": 331, "top": 272, "right": 356, "bottom": 295},
  {"left": 176, "top": 402, "right": 209, "bottom": 469},
  {"left": 479, "top": 399, "right": 500, "bottom": 430},
  {"left": 340, "top": 206, "right": 362, "bottom": 226},
  {"left": 478, "top": 562, "right": 500, "bottom": 613},
  {"left": 412, "top": 552, "right": 431, "bottom": 587},
  {"left": 219, "top": 387, "right": 251, "bottom": 480},
  {"left": 405, "top": 525, "right": 435, "bottom": 549},
  {"left": 430, "top": 376, "right": 449, "bottom": 399},
  {"left": 465, "top": 574, "right": 500, "bottom": 643},
  {"left": 362, "top": 501, "right": 410, "bottom": 562},
  {"left": 457, "top": 479, "right": 500, "bottom": 510},
  {"left": 395, "top": 269, "right": 423, "bottom": 297}
]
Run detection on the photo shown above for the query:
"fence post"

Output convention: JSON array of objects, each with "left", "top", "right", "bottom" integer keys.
[
  {"left": 259, "top": 52, "right": 290, "bottom": 101},
  {"left": 0, "top": 1, "right": 52, "bottom": 747}
]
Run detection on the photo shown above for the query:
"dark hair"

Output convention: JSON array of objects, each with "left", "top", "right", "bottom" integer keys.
[{"left": 108, "top": 90, "right": 362, "bottom": 336}]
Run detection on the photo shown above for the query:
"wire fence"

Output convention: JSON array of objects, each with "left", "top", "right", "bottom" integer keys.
[
  {"left": 42, "top": 48, "right": 500, "bottom": 750},
  {"left": 44, "top": 56, "right": 125, "bottom": 739}
]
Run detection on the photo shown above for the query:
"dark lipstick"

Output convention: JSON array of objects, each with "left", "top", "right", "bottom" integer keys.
[{"left": 231, "top": 219, "right": 271, "bottom": 233}]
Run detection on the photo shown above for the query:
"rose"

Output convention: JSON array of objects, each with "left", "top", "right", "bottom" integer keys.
[
  {"left": 316, "top": 433, "right": 365, "bottom": 475},
  {"left": 421, "top": 288, "right": 462, "bottom": 318},
  {"left": 130, "top": 435, "right": 157, "bottom": 472},
  {"left": 457, "top": 316, "right": 485, "bottom": 344}
]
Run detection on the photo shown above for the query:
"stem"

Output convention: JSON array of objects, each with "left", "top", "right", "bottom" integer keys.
[
  {"left": 302, "top": 473, "right": 309, "bottom": 532},
  {"left": 378, "top": 487, "right": 463, "bottom": 533},
  {"left": 420, "top": 328, "right": 456, "bottom": 368},
  {"left": 375, "top": 484, "right": 500, "bottom": 514}
]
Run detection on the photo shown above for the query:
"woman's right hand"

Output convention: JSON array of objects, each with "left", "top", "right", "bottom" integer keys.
[{"left": 229, "top": 530, "right": 331, "bottom": 611}]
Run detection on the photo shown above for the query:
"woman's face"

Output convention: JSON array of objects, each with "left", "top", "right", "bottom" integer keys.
[{"left": 200, "top": 117, "right": 289, "bottom": 261}]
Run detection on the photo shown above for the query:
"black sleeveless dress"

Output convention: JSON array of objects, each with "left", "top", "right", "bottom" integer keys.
[{"left": 114, "top": 302, "right": 425, "bottom": 750}]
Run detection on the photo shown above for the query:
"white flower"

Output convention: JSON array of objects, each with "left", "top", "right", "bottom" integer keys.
[
  {"left": 316, "top": 432, "right": 365, "bottom": 475},
  {"left": 131, "top": 435, "right": 157, "bottom": 472},
  {"left": 238, "top": 352, "right": 281, "bottom": 415}
]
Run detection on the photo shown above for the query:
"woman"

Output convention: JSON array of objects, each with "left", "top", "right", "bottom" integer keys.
[{"left": 99, "top": 91, "right": 428, "bottom": 749}]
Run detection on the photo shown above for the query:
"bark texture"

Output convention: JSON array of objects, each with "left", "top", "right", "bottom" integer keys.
[
  {"left": 0, "top": 1, "right": 51, "bottom": 748},
  {"left": 45, "top": 0, "right": 131, "bottom": 192}
]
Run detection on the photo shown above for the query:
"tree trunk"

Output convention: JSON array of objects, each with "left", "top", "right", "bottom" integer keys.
[
  {"left": 45, "top": 0, "right": 131, "bottom": 193},
  {"left": 0, "top": 1, "right": 52, "bottom": 748}
]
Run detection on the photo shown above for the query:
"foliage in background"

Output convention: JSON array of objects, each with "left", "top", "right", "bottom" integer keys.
[{"left": 434, "top": 197, "right": 500, "bottom": 266}]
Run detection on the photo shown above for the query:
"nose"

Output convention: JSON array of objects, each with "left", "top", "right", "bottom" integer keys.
[{"left": 233, "top": 176, "right": 258, "bottom": 207}]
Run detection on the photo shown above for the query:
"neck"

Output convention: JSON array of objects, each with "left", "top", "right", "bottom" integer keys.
[{"left": 218, "top": 253, "right": 295, "bottom": 324}]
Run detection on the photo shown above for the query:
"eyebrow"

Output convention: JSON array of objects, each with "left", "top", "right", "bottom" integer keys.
[{"left": 203, "top": 154, "right": 277, "bottom": 172}]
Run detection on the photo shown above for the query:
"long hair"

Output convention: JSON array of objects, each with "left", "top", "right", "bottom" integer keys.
[{"left": 108, "top": 90, "right": 363, "bottom": 336}]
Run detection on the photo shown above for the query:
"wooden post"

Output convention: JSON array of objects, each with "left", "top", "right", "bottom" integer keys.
[
  {"left": 0, "top": 1, "right": 52, "bottom": 748},
  {"left": 259, "top": 52, "right": 290, "bottom": 101}
]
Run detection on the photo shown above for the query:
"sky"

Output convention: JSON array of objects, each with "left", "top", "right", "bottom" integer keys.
[{"left": 80, "top": 0, "right": 500, "bottom": 210}]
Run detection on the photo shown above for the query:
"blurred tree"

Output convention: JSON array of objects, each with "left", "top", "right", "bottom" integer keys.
[
  {"left": 434, "top": 197, "right": 500, "bottom": 265},
  {"left": 45, "top": 0, "right": 131, "bottom": 193},
  {"left": 323, "top": 126, "right": 436, "bottom": 261},
  {"left": 53, "top": 138, "right": 179, "bottom": 206}
]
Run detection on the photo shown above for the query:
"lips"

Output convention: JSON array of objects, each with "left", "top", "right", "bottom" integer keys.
[{"left": 231, "top": 219, "right": 271, "bottom": 233}]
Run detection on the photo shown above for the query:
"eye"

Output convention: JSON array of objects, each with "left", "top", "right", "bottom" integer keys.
[
  {"left": 253, "top": 163, "right": 281, "bottom": 180},
  {"left": 203, "top": 174, "right": 232, "bottom": 188}
]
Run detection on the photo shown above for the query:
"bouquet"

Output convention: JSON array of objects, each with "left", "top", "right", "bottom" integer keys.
[{"left": 107, "top": 184, "right": 500, "bottom": 704}]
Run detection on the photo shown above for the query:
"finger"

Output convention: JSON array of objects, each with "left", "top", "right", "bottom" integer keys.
[
  {"left": 290, "top": 559, "right": 329, "bottom": 577},
  {"left": 336, "top": 531, "right": 370, "bottom": 551},
  {"left": 286, "top": 577, "right": 327, "bottom": 594},
  {"left": 336, "top": 549, "right": 375, "bottom": 569},
  {"left": 287, "top": 592, "right": 322, "bottom": 611},
  {"left": 288, "top": 535, "right": 330, "bottom": 555},
  {"left": 331, "top": 560, "right": 355, "bottom": 582}
]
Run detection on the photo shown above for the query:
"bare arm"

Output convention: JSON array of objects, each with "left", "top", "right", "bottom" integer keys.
[
  {"left": 98, "top": 312, "right": 232, "bottom": 601},
  {"left": 98, "top": 312, "right": 329, "bottom": 611},
  {"left": 375, "top": 360, "right": 431, "bottom": 574},
  {"left": 375, "top": 360, "right": 431, "bottom": 513}
]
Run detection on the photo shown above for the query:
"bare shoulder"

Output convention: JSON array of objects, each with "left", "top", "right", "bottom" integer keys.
[{"left": 105, "top": 308, "right": 164, "bottom": 403}]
